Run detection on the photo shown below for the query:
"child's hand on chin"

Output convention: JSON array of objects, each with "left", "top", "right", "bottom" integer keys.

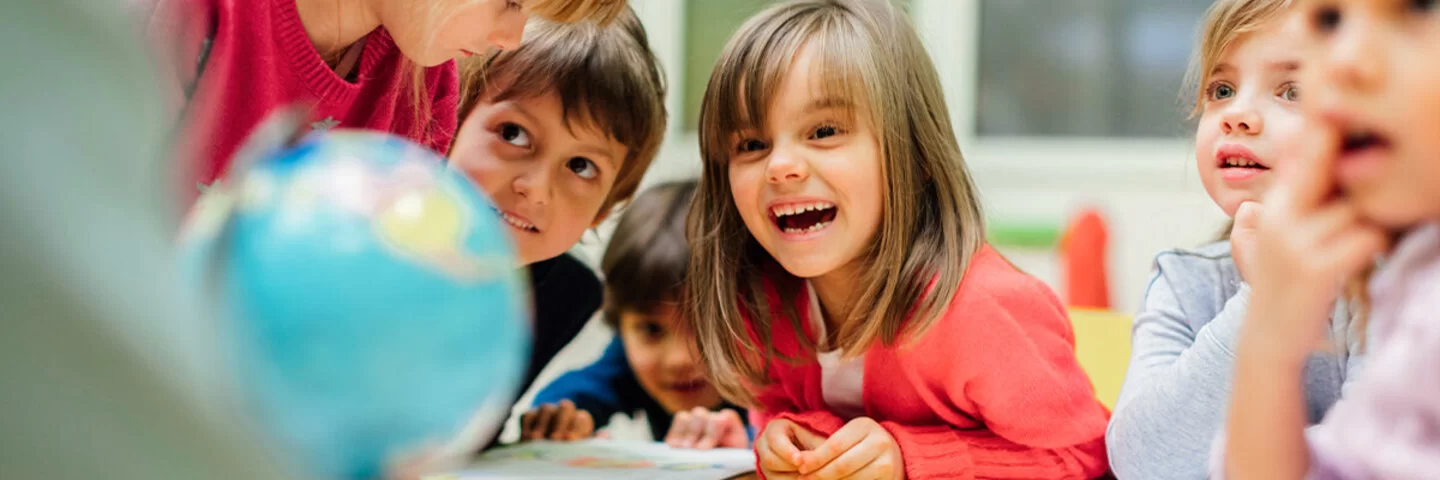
[
  {"left": 793, "top": 417, "right": 903, "bottom": 480},
  {"left": 1231, "top": 201, "right": 1263, "bottom": 283},
  {"left": 519, "top": 400, "right": 596, "bottom": 442},
  {"left": 755, "top": 418, "right": 826, "bottom": 479},
  {"left": 1244, "top": 132, "right": 1388, "bottom": 359},
  {"left": 664, "top": 407, "right": 748, "bottom": 449}
]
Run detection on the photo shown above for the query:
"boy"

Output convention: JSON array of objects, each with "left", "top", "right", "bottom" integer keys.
[
  {"left": 518, "top": 181, "right": 750, "bottom": 449},
  {"left": 446, "top": 5, "right": 667, "bottom": 450}
]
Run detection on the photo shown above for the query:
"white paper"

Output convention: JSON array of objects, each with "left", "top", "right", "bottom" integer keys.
[{"left": 431, "top": 440, "right": 756, "bottom": 480}]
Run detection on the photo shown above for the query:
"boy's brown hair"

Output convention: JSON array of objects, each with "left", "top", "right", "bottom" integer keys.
[
  {"left": 527, "top": 0, "right": 629, "bottom": 25},
  {"left": 455, "top": 5, "right": 667, "bottom": 217},
  {"left": 599, "top": 180, "right": 698, "bottom": 328}
]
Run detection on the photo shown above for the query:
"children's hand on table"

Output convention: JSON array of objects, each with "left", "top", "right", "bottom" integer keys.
[
  {"left": 755, "top": 418, "right": 825, "bottom": 480},
  {"left": 1244, "top": 131, "right": 1388, "bottom": 359},
  {"left": 519, "top": 400, "right": 595, "bottom": 441},
  {"left": 665, "top": 407, "right": 748, "bottom": 449},
  {"left": 794, "top": 417, "right": 903, "bottom": 480}
]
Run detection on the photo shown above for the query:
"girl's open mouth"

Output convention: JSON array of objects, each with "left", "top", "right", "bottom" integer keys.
[{"left": 770, "top": 201, "right": 838, "bottom": 235}]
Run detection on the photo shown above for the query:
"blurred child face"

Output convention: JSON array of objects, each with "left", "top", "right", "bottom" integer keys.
[
  {"left": 450, "top": 91, "right": 627, "bottom": 265},
  {"left": 727, "top": 44, "right": 885, "bottom": 281},
  {"left": 1195, "top": 20, "right": 1307, "bottom": 217},
  {"left": 1296, "top": 0, "right": 1440, "bottom": 227},
  {"left": 387, "top": 0, "right": 528, "bottom": 67},
  {"left": 617, "top": 305, "right": 723, "bottom": 415}
]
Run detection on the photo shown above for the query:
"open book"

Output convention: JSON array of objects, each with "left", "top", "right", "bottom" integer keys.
[{"left": 431, "top": 440, "right": 756, "bottom": 480}]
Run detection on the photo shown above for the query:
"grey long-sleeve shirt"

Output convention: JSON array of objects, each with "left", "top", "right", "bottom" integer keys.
[{"left": 1106, "top": 241, "right": 1364, "bottom": 480}]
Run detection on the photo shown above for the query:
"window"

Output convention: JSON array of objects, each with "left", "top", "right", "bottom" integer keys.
[
  {"left": 681, "top": 0, "right": 911, "bottom": 131},
  {"left": 976, "top": 0, "right": 1212, "bottom": 138}
]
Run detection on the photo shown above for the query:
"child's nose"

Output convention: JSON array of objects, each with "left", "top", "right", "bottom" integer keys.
[
  {"left": 512, "top": 167, "right": 551, "bottom": 205},
  {"left": 661, "top": 342, "right": 698, "bottom": 372},
  {"left": 765, "top": 146, "right": 809, "bottom": 185},
  {"left": 1220, "top": 106, "right": 1264, "bottom": 135}
]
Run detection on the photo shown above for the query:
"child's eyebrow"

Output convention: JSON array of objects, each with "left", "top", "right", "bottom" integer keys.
[
  {"left": 1268, "top": 60, "right": 1301, "bottom": 72},
  {"left": 1210, "top": 63, "right": 1234, "bottom": 76},
  {"left": 804, "top": 97, "right": 854, "bottom": 116},
  {"left": 508, "top": 103, "right": 543, "bottom": 128}
]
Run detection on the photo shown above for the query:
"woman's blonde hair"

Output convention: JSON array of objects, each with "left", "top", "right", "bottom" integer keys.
[
  {"left": 1185, "top": 0, "right": 1295, "bottom": 117},
  {"left": 686, "top": 0, "right": 985, "bottom": 406}
]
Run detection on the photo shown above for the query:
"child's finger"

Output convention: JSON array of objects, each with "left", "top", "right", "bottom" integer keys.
[
  {"left": 519, "top": 409, "right": 539, "bottom": 440},
  {"left": 571, "top": 409, "right": 595, "bottom": 440},
  {"left": 530, "top": 403, "right": 558, "bottom": 440},
  {"left": 664, "top": 409, "right": 697, "bottom": 447},
  {"left": 796, "top": 419, "right": 871, "bottom": 475},
  {"left": 1323, "top": 227, "right": 1388, "bottom": 279},
  {"left": 682, "top": 407, "right": 710, "bottom": 447},
  {"left": 1300, "top": 203, "right": 1366, "bottom": 243},
  {"left": 716, "top": 409, "right": 749, "bottom": 448},
  {"left": 1235, "top": 201, "right": 1262, "bottom": 231},
  {"left": 549, "top": 401, "right": 577, "bottom": 441},
  {"left": 692, "top": 412, "right": 729, "bottom": 450},
  {"left": 1273, "top": 119, "right": 1341, "bottom": 211},
  {"left": 798, "top": 433, "right": 887, "bottom": 480},
  {"left": 760, "top": 422, "right": 802, "bottom": 472}
]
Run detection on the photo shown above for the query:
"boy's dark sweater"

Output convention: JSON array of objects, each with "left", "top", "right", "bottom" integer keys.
[
  {"left": 533, "top": 336, "right": 748, "bottom": 441},
  {"left": 482, "top": 253, "right": 602, "bottom": 450}
]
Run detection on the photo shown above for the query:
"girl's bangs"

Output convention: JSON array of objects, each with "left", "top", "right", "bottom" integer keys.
[{"left": 701, "top": 13, "right": 869, "bottom": 166}]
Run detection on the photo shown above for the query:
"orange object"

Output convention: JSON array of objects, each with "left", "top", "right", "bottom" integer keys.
[{"left": 1062, "top": 208, "right": 1110, "bottom": 309}]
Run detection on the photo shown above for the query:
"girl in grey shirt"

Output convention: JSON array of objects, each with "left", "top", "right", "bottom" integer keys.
[{"left": 1105, "top": 1, "right": 1364, "bottom": 478}]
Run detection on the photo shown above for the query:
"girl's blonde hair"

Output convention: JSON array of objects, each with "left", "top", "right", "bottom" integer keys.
[
  {"left": 686, "top": 0, "right": 985, "bottom": 406},
  {"left": 1185, "top": 0, "right": 1295, "bottom": 117}
]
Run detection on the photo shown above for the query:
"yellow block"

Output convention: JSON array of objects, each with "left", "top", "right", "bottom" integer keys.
[{"left": 1068, "top": 308, "right": 1133, "bottom": 409}]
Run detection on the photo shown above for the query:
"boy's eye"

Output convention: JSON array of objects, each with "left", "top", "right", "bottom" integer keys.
[
  {"left": 566, "top": 157, "right": 598, "bottom": 180},
  {"left": 1413, "top": 0, "right": 1436, "bottom": 13},
  {"left": 736, "top": 138, "right": 769, "bottom": 153},
  {"left": 1208, "top": 82, "right": 1236, "bottom": 101},
  {"left": 640, "top": 321, "right": 665, "bottom": 339},
  {"left": 810, "top": 124, "right": 841, "bottom": 140},
  {"left": 1278, "top": 82, "right": 1300, "bottom": 102},
  {"left": 499, "top": 123, "right": 531, "bottom": 148}
]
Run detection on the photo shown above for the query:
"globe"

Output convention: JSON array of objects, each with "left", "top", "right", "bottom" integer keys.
[{"left": 179, "top": 130, "right": 530, "bottom": 479}]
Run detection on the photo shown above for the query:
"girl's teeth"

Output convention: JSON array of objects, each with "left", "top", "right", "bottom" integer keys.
[
  {"left": 773, "top": 201, "right": 837, "bottom": 218},
  {"left": 782, "top": 220, "right": 832, "bottom": 235}
]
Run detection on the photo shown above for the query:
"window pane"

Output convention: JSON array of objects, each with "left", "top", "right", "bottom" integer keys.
[
  {"left": 682, "top": 0, "right": 910, "bottom": 132},
  {"left": 977, "top": 0, "right": 1212, "bottom": 137}
]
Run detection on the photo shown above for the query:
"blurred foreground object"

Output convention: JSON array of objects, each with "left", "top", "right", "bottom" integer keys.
[
  {"left": 180, "top": 129, "right": 531, "bottom": 479},
  {"left": 0, "top": 1, "right": 300, "bottom": 478}
]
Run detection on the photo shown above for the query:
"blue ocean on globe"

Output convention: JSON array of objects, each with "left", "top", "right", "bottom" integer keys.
[{"left": 179, "top": 130, "right": 530, "bottom": 479}]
